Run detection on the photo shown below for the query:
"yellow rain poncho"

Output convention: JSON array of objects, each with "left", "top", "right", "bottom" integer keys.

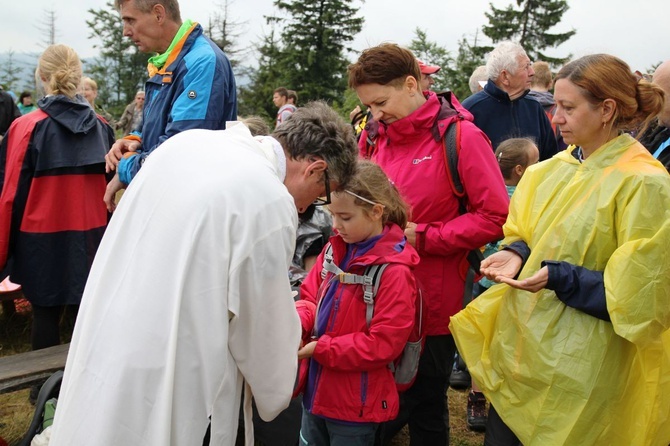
[{"left": 450, "top": 134, "right": 670, "bottom": 446}]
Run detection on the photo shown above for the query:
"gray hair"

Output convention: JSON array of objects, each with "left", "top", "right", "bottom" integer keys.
[
  {"left": 114, "top": 0, "right": 182, "bottom": 23},
  {"left": 486, "top": 41, "right": 527, "bottom": 81},
  {"left": 469, "top": 65, "right": 488, "bottom": 94},
  {"left": 272, "top": 101, "right": 358, "bottom": 190}
]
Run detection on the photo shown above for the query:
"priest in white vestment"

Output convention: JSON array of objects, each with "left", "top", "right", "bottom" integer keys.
[{"left": 49, "top": 102, "right": 358, "bottom": 446}]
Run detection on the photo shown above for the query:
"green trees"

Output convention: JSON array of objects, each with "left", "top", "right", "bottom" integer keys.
[
  {"left": 86, "top": 1, "right": 147, "bottom": 115},
  {"left": 275, "top": 0, "right": 363, "bottom": 103},
  {"left": 0, "top": 50, "right": 26, "bottom": 93},
  {"left": 409, "top": 28, "right": 456, "bottom": 94},
  {"left": 239, "top": 0, "right": 363, "bottom": 119},
  {"left": 452, "top": 32, "right": 491, "bottom": 100},
  {"left": 482, "top": 0, "right": 575, "bottom": 65},
  {"left": 237, "top": 28, "right": 285, "bottom": 121},
  {"left": 205, "top": 0, "right": 249, "bottom": 72}
]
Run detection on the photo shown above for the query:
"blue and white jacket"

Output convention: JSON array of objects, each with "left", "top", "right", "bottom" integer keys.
[{"left": 118, "top": 23, "right": 237, "bottom": 184}]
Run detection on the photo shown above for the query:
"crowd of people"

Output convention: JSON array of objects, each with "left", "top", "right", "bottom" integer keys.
[{"left": 1, "top": 0, "right": 669, "bottom": 445}]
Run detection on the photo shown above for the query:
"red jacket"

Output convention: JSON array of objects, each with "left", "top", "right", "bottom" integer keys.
[
  {"left": 297, "top": 223, "right": 420, "bottom": 422},
  {"left": 359, "top": 92, "right": 509, "bottom": 335},
  {"left": 0, "top": 95, "right": 114, "bottom": 305}
]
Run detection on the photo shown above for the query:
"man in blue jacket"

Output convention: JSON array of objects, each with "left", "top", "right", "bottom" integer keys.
[
  {"left": 462, "top": 41, "right": 558, "bottom": 161},
  {"left": 104, "top": 0, "right": 237, "bottom": 210}
]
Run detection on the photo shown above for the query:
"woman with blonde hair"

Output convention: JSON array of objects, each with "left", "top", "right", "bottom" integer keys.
[
  {"left": 0, "top": 44, "right": 114, "bottom": 392},
  {"left": 451, "top": 54, "right": 670, "bottom": 445}
]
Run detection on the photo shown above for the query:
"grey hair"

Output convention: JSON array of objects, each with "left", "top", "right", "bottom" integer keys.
[
  {"left": 272, "top": 101, "right": 358, "bottom": 190},
  {"left": 486, "top": 41, "right": 527, "bottom": 81},
  {"left": 469, "top": 65, "right": 488, "bottom": 94}
]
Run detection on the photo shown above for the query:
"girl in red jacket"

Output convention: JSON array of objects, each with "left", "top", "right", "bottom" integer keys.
[{"left": 296, "top": 160, "right": 420, "bottom": 446}]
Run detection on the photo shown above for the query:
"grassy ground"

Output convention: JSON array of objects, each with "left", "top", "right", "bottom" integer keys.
[{"left": 0, "top": 301, "right": 485, "bottom": 446}]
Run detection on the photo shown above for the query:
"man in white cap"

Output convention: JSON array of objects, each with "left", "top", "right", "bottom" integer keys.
[{"left": 417, "top": 59, "right": 441, "bottom": 91}]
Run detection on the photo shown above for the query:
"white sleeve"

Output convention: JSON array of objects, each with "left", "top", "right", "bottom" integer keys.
[{"left": 227, "top": 223, "right": 301, "bottom": 421}]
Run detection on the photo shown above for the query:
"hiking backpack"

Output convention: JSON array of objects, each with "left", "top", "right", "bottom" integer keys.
[{"left": 320, "top": 244, "right": 424, "bottom": 392}]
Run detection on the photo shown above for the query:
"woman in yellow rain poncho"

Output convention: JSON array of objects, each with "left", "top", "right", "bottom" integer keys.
[{"left": 450, "top": 54, "right": 670, "bottom": 446}]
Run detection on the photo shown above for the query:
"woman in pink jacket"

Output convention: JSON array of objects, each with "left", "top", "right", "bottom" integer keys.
[
  {"left": 348, "top": 43, "right": 509, "bottom": 445},
  {"left": 296, "top": 160, "right": 420, "bottom": 445}
]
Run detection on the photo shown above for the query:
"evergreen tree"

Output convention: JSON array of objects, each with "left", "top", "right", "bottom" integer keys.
[
  {"left": 409, "top": 28, "right": 456, "bottom": 93},
  {"left": 452, "top": 31, "right": 491, "bottom": 100},
  {"left": 0, "top": 50, "right": 25, "bottom": 93},
  {"left": 36, "top": 9, "right": 58, "bottom": 48},
  {"left": 271, "top": 0, "right": 364, "bottom": 105},
  {"left": 482, "top": 0, "right": 575, "bottom": 65},
  {"left": 205, "top": 0, "right": 249, "bottom": 73},
  {"left": 86, "top": 1, "right": 147, "bottom": 116},
  {"left": 237, "top": 27, "right": 287, "bottom": 123}
]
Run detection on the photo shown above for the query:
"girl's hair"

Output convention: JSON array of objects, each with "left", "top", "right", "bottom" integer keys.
[
  {"left": 495, "top": 138, "right": 536, "bottom": 180},
  {"left": 37, "top": 44, "right": 82, "bottom": 98},
  {"left": 240, "top": 115, "right": 270, "bottom": 136},
  {"left": 348, "top": 43, "right": 421, "bottom": 90},
  {"left": 555, "top": 54, "right": 665, "bottom": 135},
  {"left": 338, "top": 160, "right": 409, "bottom": 229}
]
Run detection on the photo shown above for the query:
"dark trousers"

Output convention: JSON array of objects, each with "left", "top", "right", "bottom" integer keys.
[
  {"left": 484, "top": 405, "right": 522, "bottom": 446},
  {"left": 31, "top": 304, "right": 78, "bottom": 350},
  {"left": 377, "top": 335, "right": 457, "bottom": 446}
]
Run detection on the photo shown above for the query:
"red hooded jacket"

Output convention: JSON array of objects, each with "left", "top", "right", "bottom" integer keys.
[
  {"left": 359, "top": 92, "right": 509, "bottom": 335},
  {"left": 297, "top": 223, "right": 420, "bottom": 422}
]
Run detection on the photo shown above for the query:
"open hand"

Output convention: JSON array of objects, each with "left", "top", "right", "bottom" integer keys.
[
  {"left": 497, "top": 266, "right": 548, "bottom": 293},
  {"left": 480, "top": 249, "right": 523, "bottom": 282}
]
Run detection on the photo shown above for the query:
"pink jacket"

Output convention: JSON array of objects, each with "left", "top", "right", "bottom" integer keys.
[
  {"left": 359, "top": 92, "right": 509, "bottom": 335},
  {"left": 297, "top": 224, "right": 420, "bottom": 422}
]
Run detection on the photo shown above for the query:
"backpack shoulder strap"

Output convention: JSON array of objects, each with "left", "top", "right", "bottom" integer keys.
[
  {"left": 362, "top": 263, "right": 389, "bottom": 328},
  {"left": 321, "top": 243, "right": 336, "bottom": 279},
  {"left": 442, "top": 119, "right": 485, "bottom": 298},
  {"left": 443, "top": 119, "right": 465, "bottom": 203}
]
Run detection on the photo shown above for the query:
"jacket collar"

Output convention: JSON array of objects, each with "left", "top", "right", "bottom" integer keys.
[
  {"left": 329, "top": 223, "right": 420, "bottom": 269},
  {"left": 483, "top": 79, "right": 530, "bottom": 103},
  {"left": 382, "top": 91, "right": 464, "bottom": 144}
]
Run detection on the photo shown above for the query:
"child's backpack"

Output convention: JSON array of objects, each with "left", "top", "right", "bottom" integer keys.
[{"left": 320, "top": 245, "right": 424, "bottom": 392}]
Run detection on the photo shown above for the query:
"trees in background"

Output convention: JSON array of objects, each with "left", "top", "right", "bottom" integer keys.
[
  {"left": 86, "top": 1, "right": 147, "bottom": 116},
  {"left": 0, "top": 50, "right": 26, "bottom": 93},
  {"left": 409, "top": 28, "right": 457, "bottom": 94},
  {"left": 452, "top": 32, "right": 491, "bottom": 100},
  {"left": 205, "top": 0, "right": 250, "bottom": 72},
  {"left": 239, "top": 0, "right": 363, "bottom": 121},
  {"left": 79, "top": 0, "right": 576, "bottom": 122},
  {"left": 483, "top": 0, "right": 575, "bottom": 66},
  {"left": 271, "top": 0, "right": 364, "bottom": 104}
]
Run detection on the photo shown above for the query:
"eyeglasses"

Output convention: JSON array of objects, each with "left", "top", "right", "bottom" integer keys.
[{"left": 313, "top": 169, "right": 331, "bottom": 206}]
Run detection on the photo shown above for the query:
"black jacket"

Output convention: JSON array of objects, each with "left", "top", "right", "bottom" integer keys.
[
  {"left": 639, "top": 122, "right": 670, "bottom": 172},
  {"left": 462, "top": 80, "right": 558, "bottom": 161},
  {"left": 0, "top": 91, "right": 21, "bottom": 136}
]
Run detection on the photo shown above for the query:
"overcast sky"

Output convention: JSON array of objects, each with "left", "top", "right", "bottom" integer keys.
[{"left": 2, "top": 0, "right": 668, "bottom": 74}]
